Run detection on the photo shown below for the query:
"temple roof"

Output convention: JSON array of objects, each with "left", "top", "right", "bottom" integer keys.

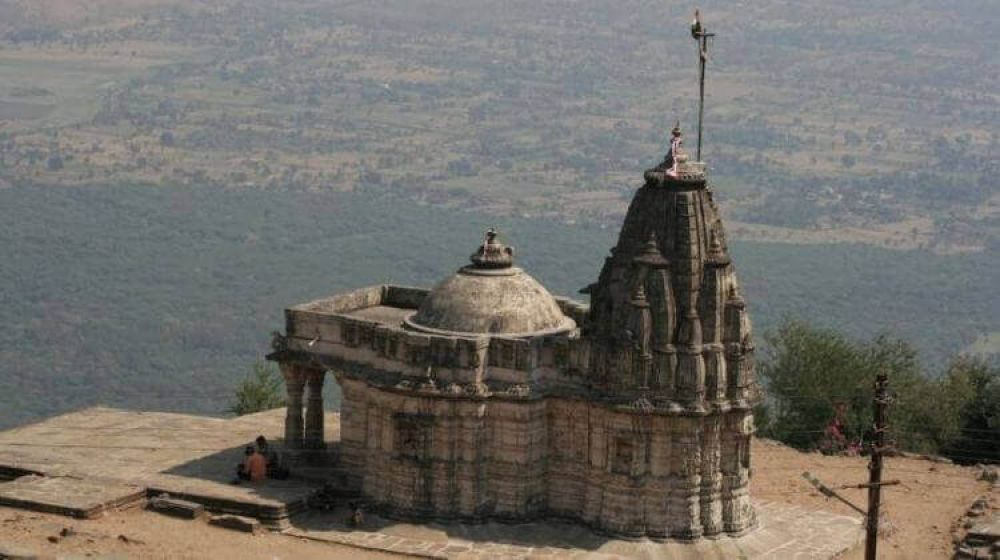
[{"left": 405, "top": 231, "right": 576, "bottom": 337}]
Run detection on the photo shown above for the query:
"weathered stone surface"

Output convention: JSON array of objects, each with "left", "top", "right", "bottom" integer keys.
[
  {"left": 148, "top": 495, "right": 206, "bottom": 519},
  {"left": 407, "top": 234, "right": 576, "bottom": 336},
  {"left": 288, "top": 499, "right": 860, "bottom": 559},
  {"left": 966, "top": 515, "right": 1000, "bottom": 544},
  {"left": 0, "top": 475, "right": 144, "bottom": 519},
  {"left": 0, "top": 407, "right": 331, "bottom": 528},
  {"left": 0, "top": 542, "right": 40, "bottom": 560},
  {"left": 977, "top": 466, "right": 998, "bottom": 484},
  {"left": 209, "top": 514, "right": 263, "bottom": 534}
]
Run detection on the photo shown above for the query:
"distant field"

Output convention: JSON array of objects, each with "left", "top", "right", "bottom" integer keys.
[
  {"left": 0, "top": 0, "right": 996, "bottom": 252},
  {"left": 0, "top": 183, "right": 995, "bottom": 429},
  {"left": 0, "top": 100, "right": 54, "bottom": 120}
]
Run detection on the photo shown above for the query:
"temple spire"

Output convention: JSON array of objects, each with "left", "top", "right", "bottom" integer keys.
[{"left": 690, "top": 9, "right": 715, "bottom": 161}]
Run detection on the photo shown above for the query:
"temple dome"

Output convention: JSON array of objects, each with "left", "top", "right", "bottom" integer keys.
[{"left": 405, "top": 231, "right": 576, "bottom": 337}]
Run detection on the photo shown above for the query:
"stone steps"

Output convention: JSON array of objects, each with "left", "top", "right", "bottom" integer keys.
[
  {"left": 955, "top": 512, "right": 998, "bottom": 559},
  {"left": 147, "top": 495, "right": 206, "bottom": 520}
]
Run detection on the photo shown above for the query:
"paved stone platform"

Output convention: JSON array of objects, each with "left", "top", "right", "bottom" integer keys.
[
  {"left": 0, "top": 408, "right": 864, "bottom": 558},
  {"left": 0, "top": 407, "right": 338, "bottom": 526},
  {"left": 286, "top": 500, "right": 862, "bottom": 559},
  {"left": 0, "top": 475, "right": 144, "bottom": 519}
]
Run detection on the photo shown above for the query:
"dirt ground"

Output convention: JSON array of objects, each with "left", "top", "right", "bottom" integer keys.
[
  {"left": 752, "top": 439, "right": 996, "bottom": 560},
  {"left": 0, "top": 504, "right": 400, "bottom": 560},
  {"left": 0, "top": 438, "right": 993, "bottom": 559}
]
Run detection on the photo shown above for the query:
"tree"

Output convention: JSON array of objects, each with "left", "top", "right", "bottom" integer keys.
[
  {"left": 755, "top": 319, "right": 961, "bottom": 454},
  {"left": 228, "top": 360, "right": 285, "bottom": 416},
  {"left": 755, "top": 319, "right": 875, "bottom": 450},
  {"left": 939, "top": 356, "right": 1000, "bottom": 464}
]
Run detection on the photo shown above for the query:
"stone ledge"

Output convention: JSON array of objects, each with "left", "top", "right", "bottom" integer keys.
[
  {"left": 0, "top": 476, "right": 145, "bottom": 520},
  {"left": 209, "top": 514, "right": 263, "bottom": 534},
  {"left": 147, "top": 495, "right": 206, "bottom": 520}
]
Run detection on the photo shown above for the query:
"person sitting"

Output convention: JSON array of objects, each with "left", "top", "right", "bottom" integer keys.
[
  {"left": 235, "top": 445, "right": 267, "bottom": 483},
  {"left": 347, "top": 501, "right": 364, "bottom": 527},
  {"left": 255, "top": 436, "right": 275, "bottom": 468},
  {"left": 255, "top": 435, "right": 290, "bottom": 480}
]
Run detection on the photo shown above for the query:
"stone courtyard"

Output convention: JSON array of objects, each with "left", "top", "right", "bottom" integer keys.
[{"left": 0, "top": 407, "right": 863, "bottom": 558}]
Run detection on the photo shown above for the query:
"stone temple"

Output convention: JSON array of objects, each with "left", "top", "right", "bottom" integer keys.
[{"left": 267, "top": 130, "right": 758, "bottom": 540}]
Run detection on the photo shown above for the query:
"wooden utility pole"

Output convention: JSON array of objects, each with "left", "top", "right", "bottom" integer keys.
[
  {"left": 865, "top": 371, "right": 890, "bottom": 560},
  {"left": 804, "top": 371, "right": 898, "bottom": 559}
]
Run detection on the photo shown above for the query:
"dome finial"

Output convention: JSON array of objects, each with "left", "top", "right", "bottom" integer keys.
[{"left": 470, "top": 228, "right": 514, "bottom": 269}]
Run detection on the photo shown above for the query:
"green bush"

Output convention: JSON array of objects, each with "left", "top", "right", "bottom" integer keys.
[
  {"left": 228, "top": 360, "right": 285, "bottom": 416},
  {"left": 939, "top": 357, "right": 1000, "bottom": 464}
]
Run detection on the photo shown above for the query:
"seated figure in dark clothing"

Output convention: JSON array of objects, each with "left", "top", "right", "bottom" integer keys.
[{"left": 256, "top": 435, "right": 290, "bottom": 479}]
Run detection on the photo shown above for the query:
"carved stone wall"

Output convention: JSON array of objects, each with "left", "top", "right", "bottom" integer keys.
[{"left": 337, "top": 375, "right": 755, "bottom": 538}]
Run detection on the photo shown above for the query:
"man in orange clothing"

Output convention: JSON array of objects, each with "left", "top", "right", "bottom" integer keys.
[{"left": 234, "top": 445, "right": 267, "bottom": 483}]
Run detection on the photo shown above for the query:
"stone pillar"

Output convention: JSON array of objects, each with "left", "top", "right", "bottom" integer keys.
[
  {"left": 304, "top": 368, "right": 326, "bottom": 449},
  {"left": 705, "top": 348, "right": 727, "bottom": 402},
  {"left": 723, "top": 289, "right": 748, "bottom": 402},
  {"left": 699, "top": 418, "right": 724, "bottom": 536},
  {"left": 280, "top": 363, "right": 305, "bottom": 450},
  {"left": 666, "top": 420, "right": 704, "bottom": 540},
  {"left": 721, "top": 414, "right": 755, "bottom": 534}
]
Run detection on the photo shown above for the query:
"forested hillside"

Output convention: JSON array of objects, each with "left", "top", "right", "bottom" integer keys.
[{"left": 0, "top": 184, "right": 995, "bottom": 429}]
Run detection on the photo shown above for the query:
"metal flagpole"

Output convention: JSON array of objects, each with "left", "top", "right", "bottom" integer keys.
[{"left": 691, "top": 9, "right": 714, "bottom": 161}]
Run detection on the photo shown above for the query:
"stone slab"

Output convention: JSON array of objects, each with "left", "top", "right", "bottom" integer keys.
[
  {"left": 966, "top": 514, "right": 1000, "bottom": 546},
  {"left": 0, "top": 542, "right": 40, "bottom": 560},
  {"left": 148, "top": 495, "right": 206, "bottom": 519},
  {"left": 0, "top": 467, "right": 41, "bottom": 483},
  {"left": 0, "top": 475, "right": 144, "bottom": 519},
  {"left": 0, "top": 407, "right": 336, "bottom": 527},
  {"left": 968, "top": 516, "right": 1000, "bottom": 539},
  {"left": 209, "top": 514, "right": 263, "bottom": 534}
]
